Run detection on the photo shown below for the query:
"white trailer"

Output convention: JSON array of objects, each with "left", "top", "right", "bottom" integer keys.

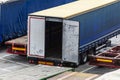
[{"left": 27, "top": 0, "right": 120, "bottom": 67}]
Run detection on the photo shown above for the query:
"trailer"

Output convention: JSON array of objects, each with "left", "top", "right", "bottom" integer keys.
[
  {"left": 3, "top": 0, "right": 76, "bottom": 55},
  {"left": 28, "top": 0, "right": 120, "bottom": 67},
  {"left": 0, "top": 0, "right": 75, "bottom": 43},
  {"left": 5, "top": 36, "right": 27, "bottom": 55},
  {"left": 89, "top": 45, "right": 120, "bottom": 68}
]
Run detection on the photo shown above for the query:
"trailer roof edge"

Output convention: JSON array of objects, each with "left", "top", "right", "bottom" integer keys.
[{"left": 30, "top": 0, "right": 119, "bottom": 19}]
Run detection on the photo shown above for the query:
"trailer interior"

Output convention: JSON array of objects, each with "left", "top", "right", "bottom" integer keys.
[{"left": 45, "top": 21, "right": 63, "bottom": 60}]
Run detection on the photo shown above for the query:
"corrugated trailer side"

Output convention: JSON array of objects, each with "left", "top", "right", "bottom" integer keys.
[
  {"left": 70, "top": 0, "right": 120, "bottom": 63},
  {"left": 70, "top": 1, "right": 120, "bottom": 51},
  {"left": 28, "top": 0, "right": 120, "bottom": 67},
  {"left": 1, "top": 0, "right": 27, "bottom": 41},
  {"left": 27, "top": 0, "right": 76, "bottom": 13},
  {"left": 0, "top": 0, "right": 75, "bottom": 43}
]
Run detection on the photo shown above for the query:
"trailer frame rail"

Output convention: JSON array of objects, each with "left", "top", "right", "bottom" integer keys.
[{"left": 89, "top": 45, "right": 120, "bottom": 68}]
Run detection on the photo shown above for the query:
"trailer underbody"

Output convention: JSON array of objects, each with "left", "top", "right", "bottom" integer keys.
[
  {"left": 5, "top": 36, "right": 27, "bottom": 55},
  {"left": 89, "top": 45, "right": 120, "bottom": 68}
]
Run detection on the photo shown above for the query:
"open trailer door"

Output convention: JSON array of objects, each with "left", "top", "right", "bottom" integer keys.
[
  {"left": 62, "top": 20, "right": 79, "bottom": 65},
  {"left": 28, "top": 16, "right": 45, "bottom": 58}
]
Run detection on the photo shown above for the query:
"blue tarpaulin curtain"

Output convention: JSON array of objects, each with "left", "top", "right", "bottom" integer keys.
[{"left": 0, "top": 0, "right": 75, "bottom": 43}]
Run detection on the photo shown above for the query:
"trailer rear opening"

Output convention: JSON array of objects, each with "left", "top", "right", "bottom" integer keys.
[
  {"left": 45, "top": 21, "right": 62, "bottom": 59},
  {"left": 28, "top": 16, "right": 79, "bottom": 66}
]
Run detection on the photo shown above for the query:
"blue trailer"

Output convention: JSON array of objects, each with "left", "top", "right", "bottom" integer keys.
[
  {"left": 28, "top": 0, "right": 120, "bottom": 67},
  {"left": 0, "top": 0, "right": 75, "bottom": 43}
]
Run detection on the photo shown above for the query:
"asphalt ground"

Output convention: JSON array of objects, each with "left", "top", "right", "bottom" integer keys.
[
  {"left": 0, "top": 47, "right": 35, "bottom": 74},
  {"left": 0, "top": 35, "right": 119, "bottom": 77},
  {"left": 0, "top": 48, "right": 117, "bottom": 78}
]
